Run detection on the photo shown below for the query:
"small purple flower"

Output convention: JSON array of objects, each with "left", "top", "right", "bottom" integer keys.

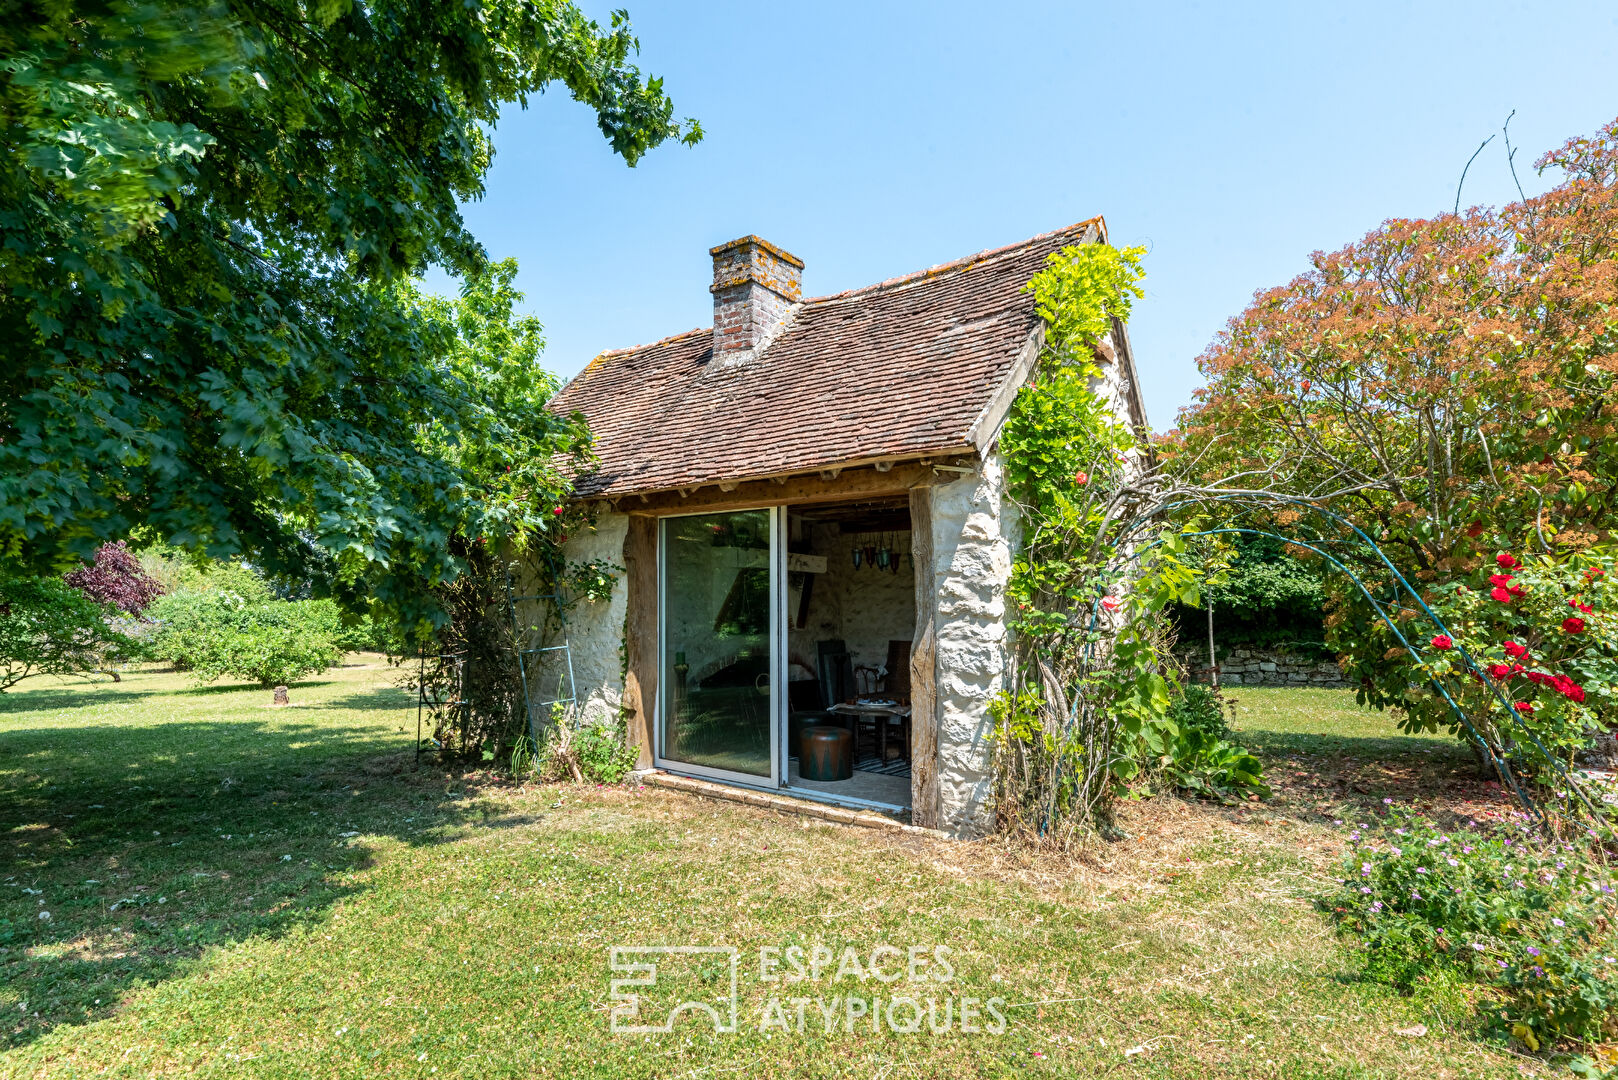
[
  {"left": 1416, "top": 867, "right": 1428, "bottom": 874},
  {"left": 1361, "top": 886, "right": 1371, "bottom": 894},
  {"left": 1463, "top": 846, "right": 1474, "bottom": 853},
  {"left": 1370, "top": 901, "right": 1383, "bottom": 912},
  {"left": 1334, "top": 819, "right": 1343, "bottom": 825},
  {"left": 1383, "top": 798, "right": 1393, "bottom": 804},
  {"left": 1391, "top": 847, "right": 1403, "bottom": 856},
  {"left": 1411, "top": 890, "right": 1423, "bottom": 900},
  {"left": 1526, "top": 947, "right": 1541, "bottom": 957},
  {"left": 1553, "top": 918, "right": 1565, "bottom": 927},
  {"left": 1447, "top": 858, "right": 1459, "bottom": 867},
  {"left": 1471, "top": 943, "right": 1485, "bottom": 952},
  {"left": 1498, "top": 960, "right": 1509, "bottom": 969},
  {"left": 1395, "top": 828, "right": 1407, "bottom": 836}
]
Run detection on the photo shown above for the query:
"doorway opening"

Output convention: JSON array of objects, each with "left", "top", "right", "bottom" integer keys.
[{"left": 784, "top": 497, "right": 916, "bottom": 812}]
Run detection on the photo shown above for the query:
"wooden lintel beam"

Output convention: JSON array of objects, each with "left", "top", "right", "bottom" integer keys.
[{"left": 620, "top": 461, "right": 959, "bottom": 516}]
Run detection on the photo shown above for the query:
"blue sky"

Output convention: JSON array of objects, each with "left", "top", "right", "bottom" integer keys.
[{"left": 434, "top": 1, "right": 1618, "bottom": 431}]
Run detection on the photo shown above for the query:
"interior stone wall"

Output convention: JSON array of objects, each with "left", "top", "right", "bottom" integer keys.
[
  {"left": 788, "top": 522, "right": 916, "bottom": 693},
  {"left": 540, "top": 512, "right": 629, "bottom": 726},
  {"left": 926, "top": 450, "right": 1017, "bottom": 836}
]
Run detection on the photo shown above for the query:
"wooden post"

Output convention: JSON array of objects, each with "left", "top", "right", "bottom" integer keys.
[
  {"left": 622, "top": 514, "right": 659, "bottom": 769},
  {"left": 1207, "top": 602, "right": 1218, "bottom": 689},
  {"left": 908, "top": 485, "right": 941, "bottom": 828}
]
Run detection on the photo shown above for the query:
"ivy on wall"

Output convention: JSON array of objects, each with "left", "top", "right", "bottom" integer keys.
[{"left": 993, "top": 244, "right": 1267, "bottom": 841}]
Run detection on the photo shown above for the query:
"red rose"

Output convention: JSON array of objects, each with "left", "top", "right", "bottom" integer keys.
[
  {"left": 1491, "top": 587, "right": 1512, "bottom": 604},
  {"left": 1074, "top": 472, "right": 1089, "bottom": 486},
  {"left": 1571, "top": 599, "right": 1594, "bottom": 614},
  {"left": 1487, "top": 663, "right": 1511, "bottom": 679},
  {"left": 1488, "top": 573, "right": 1513, "bottom": 588},
  {"left": 1300, "top": 379, "right": 1312, "bottom": 392},
  {"left": 1503, "top": 640, "right": 1529, "bottom": 659},
  {"left": 1508, "top": 584, "right": 1524, "bottom": 598},
  {"left": 553, "top": 506, "right": 564, "bottom": 516},
  {"left": 1513, "top": 702, "right": 1535, "bottom": 716},
  {"left": 1563, "top": 617, "right": 1586, "bottom": 634},
  {"left": 1101, "top": 596, "right": 1120, "bottom": 611},
  {"left": 1566, "top": 684, "right": 1587, "bottom": 704},
  {"left": 1497, "top": 553, "right": 1519, "bottom": 569},
  {"left": 1431, "top": 634, "right": 1454, "bottom": 650}
]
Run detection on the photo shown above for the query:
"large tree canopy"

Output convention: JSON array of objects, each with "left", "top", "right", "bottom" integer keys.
[
  {"left": 1, "top": 0, "right": 698, "bottom": 624},
  {"left": 1171, "top": 116, "right": 1618, "bottom": 579}
]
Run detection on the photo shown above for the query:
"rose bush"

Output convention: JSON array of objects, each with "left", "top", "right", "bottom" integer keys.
[{"left": 1338, "top": 551, "right": 1618, "bottom": 776}]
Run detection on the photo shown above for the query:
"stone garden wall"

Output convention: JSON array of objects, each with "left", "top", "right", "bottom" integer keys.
[{"left": 1178, "top": 645, "right": 1351, "bottom": 688}]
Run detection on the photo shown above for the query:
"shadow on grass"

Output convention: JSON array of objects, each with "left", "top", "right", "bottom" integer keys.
[
  {"left": 0, "top": 685, "right": 161, "bottom": 714},
  {"left": 1238, "top": 727, "right": 1474, "bottom": 762},
  {"left": 323, "top": 688, "right": 417, "bottom": 713},
  {"left": 0, "top": 716, "right": 504, "bottom": 1051},
  {"left": 1223, "top": 707, "right": 1498, "bottom": 828}
]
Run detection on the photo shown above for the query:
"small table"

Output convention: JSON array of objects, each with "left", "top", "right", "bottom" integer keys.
[{"left": 827, "top": 701, "right": 911, "bottom": 763}]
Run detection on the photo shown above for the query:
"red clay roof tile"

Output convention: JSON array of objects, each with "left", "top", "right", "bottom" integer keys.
[{"left": 551, "top": 218, "right": 1104, "bottom": 498}]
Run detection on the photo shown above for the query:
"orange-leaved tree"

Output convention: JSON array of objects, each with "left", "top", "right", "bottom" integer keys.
[
  {"left": 1172, "top": 115, "right": 1618, "bottom": 580},
  {"left": 1170, "top": 116, "right": 1618, "bottom": 764}
]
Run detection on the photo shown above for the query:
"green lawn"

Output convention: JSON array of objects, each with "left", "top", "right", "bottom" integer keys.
[{"left": 0, "top": 665, "right": 1542, "bottom": 1078}]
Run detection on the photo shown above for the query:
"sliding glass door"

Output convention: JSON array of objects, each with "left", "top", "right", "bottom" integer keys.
[{"left": 657, "top": 508, "right": 783, "bottom": 785}]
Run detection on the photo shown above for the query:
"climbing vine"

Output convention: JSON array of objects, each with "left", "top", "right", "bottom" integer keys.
[{"left": 993, "top": 244, "right": 1265, "bottom": 842}]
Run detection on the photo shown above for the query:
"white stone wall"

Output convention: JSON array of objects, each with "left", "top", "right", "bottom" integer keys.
[
  {"left": 537, "top": 512, "right": 629, "bottom": 727},
  {"left": 928, "top": 451, "right": 1018, "bottom": 836}
]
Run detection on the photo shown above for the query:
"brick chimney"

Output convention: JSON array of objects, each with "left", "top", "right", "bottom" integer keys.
[{"left": 710, "top": 236, "right": 803, "bottom": 365}]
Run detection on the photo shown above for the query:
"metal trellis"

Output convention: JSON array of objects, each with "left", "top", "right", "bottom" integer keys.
[{"left": 505, "top": 555, "right": 576, "bottom": 749}]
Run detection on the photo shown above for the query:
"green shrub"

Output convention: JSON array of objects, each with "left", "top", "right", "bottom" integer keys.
[
  {"left": 538, "top": 707, "right": 638, "bottom": 785},
  {"left": 0, "top": 575, "right": 137, "bottom": 690},
  {"left": 148, "top": 590, "right": 344, "bottom": 687},
  {"left": 1135, "top": 685, "right": 1267, "bottom": 803},
  {"left": 1166, "top": 682, "right": 1230, "bottom": 740},
  {"left": 1326, "top": 804, "right": 1618, "bottom": 1049}
]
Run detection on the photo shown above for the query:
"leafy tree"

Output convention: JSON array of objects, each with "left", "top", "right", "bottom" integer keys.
[
  {"left": 1172, "top": 115, "right": 1618, "bottom": 577},
  {"left": 1170, "top": 115, "right": 1618, "bottom": 757},
  {"left": 0, "top": 576, "right": 134, "bottom": 691},
  {"left": 1, "top": 0, "right": 698, "bottom": 630},
  {"left": 1173, "top": 535, "right": 1330, "bottom": 657},
  {"left": 147, "top": 588, "right": 344, "bottom": 688},
  {"left": 64, "top": 541, "right": 164, "bottom": 614}
]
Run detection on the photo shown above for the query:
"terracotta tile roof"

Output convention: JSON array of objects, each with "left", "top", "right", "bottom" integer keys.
[{"left": 552, "top": 218, "right": 1105, "bottom": 498}]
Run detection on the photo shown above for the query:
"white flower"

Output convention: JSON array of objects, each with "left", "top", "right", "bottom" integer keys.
[{"left": 37, "top": 911, "right": 50, "bottom": 921}]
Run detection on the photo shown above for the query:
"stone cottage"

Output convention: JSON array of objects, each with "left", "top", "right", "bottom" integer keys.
[{"left": 542, "top": 219, "right": 1146, "bottom": 835}]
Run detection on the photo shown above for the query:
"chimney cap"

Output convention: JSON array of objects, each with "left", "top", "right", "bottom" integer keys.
[{"left": 709, "top": 234, "right": 804, "bottom": 270}]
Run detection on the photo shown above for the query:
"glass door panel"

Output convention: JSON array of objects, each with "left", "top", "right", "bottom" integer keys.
[{"left": 660, "top": 509, "right": 778, "bottom": 780}]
